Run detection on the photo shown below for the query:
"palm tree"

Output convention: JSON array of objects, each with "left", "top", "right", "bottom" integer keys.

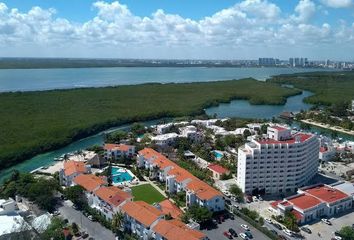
[{"left": 112, "top": 212, "right": 124, "bottom": 235}]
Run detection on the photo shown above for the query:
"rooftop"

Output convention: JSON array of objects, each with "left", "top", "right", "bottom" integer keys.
[
  {"left": 256, "top": 132, "right": 313, "bottom": 145},
  {"left": 63, "top": 160, "right": 87, "bottom": 176},
  {"left": 287, "top": 194, "right": 322, "bottom": 210},
  {"left": 152, "top": 219, "right": 206, "bottom": 240},
  {"left": 104, "top": 143, "right": 134, "bottom": 152},
  {"left": 304, "top": 185, "right": 349, "bottom": 204},
  {"left": 94, "top": 186, "right": 132, "bottom": 207},
  {"left": 73, "top": 174, "right": 106, "bottom": 192},
  {"left": 121, "top": 201, "right": 163, "bottom": 227},
  {"left": 207, "top": 164, "right": 229, "bottom": 175},
  {"left": 158, "top": 199, "right": 183, "bottom": 219}
]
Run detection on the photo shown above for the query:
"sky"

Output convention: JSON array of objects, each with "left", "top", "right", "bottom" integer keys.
[{"left": 0, "top": 0, "right": 354, "bottom": 60}]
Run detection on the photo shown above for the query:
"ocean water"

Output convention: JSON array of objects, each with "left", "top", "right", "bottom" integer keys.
[{"left": 0, "top": 67, "right": 330, "bottom": 92}]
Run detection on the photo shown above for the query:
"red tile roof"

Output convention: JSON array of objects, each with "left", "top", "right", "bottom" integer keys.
[
  {"left": 158, "top": 199, "right": 183, "bottom": 219},
  {"left": 270, "top": 126, "right": 288, "bottom": 131},
  {"left": 257, "top": 133, "right": 313, "bottom": 145},
  {"left": 121, "top": 201, "right": 163, "bottom": 227},
  {"left": 73, "top": 174, "right": 106, "bottom": 192},
  {"left": 104, "top": 144, "right": 134, "bottom": 152},
  {"left": 287, "top": 194, "right": 322, "bottom": 210},
  {"left": 304, "top": 185, "right": 349, "bottom": 204},
  {"left": 291, "top": 209, "right": 303, "bottom": 221},
  {"left": 320, "top": 147, "right": 328, "bottom": 153},
  {"left": 152, "top": 219, "right": 206, "bottom": 240},
  {"left": 94, "top": 186, "right": 132, "bottom": 207},
  {"left": 270, "top": 200, "right": 282, "bottom": 209},
  {"left": 208, "top": 164, "right": 229, "bottom": 175},
  {"left": 63, "top": 160, "right": 87, "bottom": 176}
]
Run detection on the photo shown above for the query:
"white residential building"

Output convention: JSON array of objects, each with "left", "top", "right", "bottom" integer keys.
[
  {"left": 137, "top": 148, "right": 225, "bottom": 212},
  {"left": 319, "top": 146, "right": 336, "bottom": 161},
  {"left": 91, "top": 186, "right": 132, "bottom": 220},
  {"left": 59, "top": 160, "right": 91, "bottom": 186},
  {"left": 179, "top": 125, "right": 203, "bottom": 142},
  {"left": 237, "top": 126, "right": 319, "bottom": 195},
  {"left": 152, "top": 133, "right": 179, "bottom": 147},
  {"left": 104, "top": 144, "right": 135, "bottom": 160}
]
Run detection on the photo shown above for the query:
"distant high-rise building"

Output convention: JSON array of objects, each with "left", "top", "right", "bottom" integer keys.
[
  {"left": 258, "top": 58, "right": 276, "bottom": 66},
  {"left": 289, "top": 58, "right": 294, "bottom": 67},
  {"left": 326, "top": 59, "right": 330, "bottom": 67}
]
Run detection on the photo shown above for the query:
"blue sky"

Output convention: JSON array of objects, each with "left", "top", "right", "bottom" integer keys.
[{"left": 0, "top": 0, "right": 354, "bottom": 60}]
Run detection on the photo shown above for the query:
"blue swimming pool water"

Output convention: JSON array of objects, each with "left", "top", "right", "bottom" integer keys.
[
  {"left": 213, "top": 151, "right": 223, "bottom": 158},
  {"left": 111, "top": 167, "right": 134, "bottom": 183}
]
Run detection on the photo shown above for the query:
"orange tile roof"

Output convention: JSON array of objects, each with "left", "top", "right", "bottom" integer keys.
[
  {"left": 121, "top": 201, "right": 163, "bottom": 227},
  {"left": 95, "top": 186, "right": 132, "bottom": 207},
  {"left": 104, "top": 144, "right": 134, "bottom": 152},
  {"left": 304, "top": 185, "right": 349, "bottom": 204},
  {"left": 187, "top": 179, "right": 222, "bottom": 200},
  {"left": 208, "top": 164, "right": 229, "bottom": 175},
  {"left": 153, "top": 219, "right": 206, "bottom": 240},
  {"left": 63, "top": 160, "right": 87, "bottom": 176},
  {"left": 287, "top": 194, "right": 322, "bottom": 210},
  {"left": 73, "top": 174, "right": 106, "bottom": 192},
  {"left": 158, "top": 199, "right": 183, "bottom": 219}
]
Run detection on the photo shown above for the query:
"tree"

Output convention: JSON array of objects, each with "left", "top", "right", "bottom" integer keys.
[
  {"left": 283, "top": 211, "right": 299, "bottom": 232},
  {"left": 339, "top": 226, "right": 354, "bottom": 240},
  {"left": 243, "top": 129, "right": 252, "bottom": 139},
  {"left": 184, "top": 205, "right": 212, "bottom": 223},
  {"left": 71, "top": 222, "right": 79, "bottom": 235},
  {"left": 105, "top": 130, "right": 128, "bottom": 143},
  {"left": 64, "top": 185, "right": 86, "bottom": 208},
  {"left": 112, "top": 212, "right": 124, "bottom": 235},
  {"left": 40, "top": 217, "right": 65, "bottom": 240},
  {"left": 229, "top": 184, "right": 244, "bottom": 202},
  {"left": 131, "top": 123, "right": 145, "bottom": 135}
]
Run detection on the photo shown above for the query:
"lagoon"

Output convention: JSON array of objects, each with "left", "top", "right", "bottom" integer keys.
[{"left": 0, "top": 67, "right": 329, "bottom": 92}]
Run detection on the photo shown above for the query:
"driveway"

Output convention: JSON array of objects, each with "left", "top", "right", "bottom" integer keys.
[
  {"left": 58, "top": 200, "right": 115, "bottom": 240},
  {"left": 202, "top": 213, "right": 270, "bottom": 240}
]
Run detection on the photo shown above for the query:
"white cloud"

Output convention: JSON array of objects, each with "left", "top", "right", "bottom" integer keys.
[
  {"left": 321, "top": 0, "right": 353, "bottom": 8},
  {"left": 0, "top": 0, "right": 353, "bottom": 59}
]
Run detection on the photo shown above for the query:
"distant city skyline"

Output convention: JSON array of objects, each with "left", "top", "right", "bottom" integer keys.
[{"left": 0, "top": 0, "right": 354, "bottom": 60}]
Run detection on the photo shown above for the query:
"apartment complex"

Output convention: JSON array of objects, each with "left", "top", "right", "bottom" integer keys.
[
  {"left": 271, "top": 184, "right": 352, "bottom": 224},
  {"left": 104, "top": 143, "right": 135, "bottom": 160},
  {"left": 59, "top": 160, "right": 91, "bottom": 186},
  {"left": 237, "top": 126, "right": 319, "bottom": 195},
  {"left": 137, "top": 148, "right": 225, "bottom": 212}
]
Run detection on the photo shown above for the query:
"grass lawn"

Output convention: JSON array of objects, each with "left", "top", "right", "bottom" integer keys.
[{"left": 131, "top": 183, "right": 166, "bottom": 204}]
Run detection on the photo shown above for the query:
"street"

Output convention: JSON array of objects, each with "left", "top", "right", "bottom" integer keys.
[
  {"left": 58, "top": 200, "right": 116, "bottom": 240},
  {"left": 202, "top": 213, "right": 270, "bottom": 240}
]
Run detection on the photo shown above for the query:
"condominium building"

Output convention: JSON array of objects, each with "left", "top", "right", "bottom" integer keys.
[
  {"left": 137, "top": 148, "right": 225, "bottom": 212},
  {"left": 271, "top": 184, "right": 352, "bottom": 224},
  {"left": 104, "top": 144, "right": 135, "bottom": 160},
  {"left": 237, "top": 126, "right": 319, "bottom": 195},
  {"left": 59, "top": 160, "right": 91, "bottom": 186}
]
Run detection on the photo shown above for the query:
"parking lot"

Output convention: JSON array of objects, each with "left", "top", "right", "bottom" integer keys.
[{"left": 201, "top": 212, "right": 270, "bottom": 240}]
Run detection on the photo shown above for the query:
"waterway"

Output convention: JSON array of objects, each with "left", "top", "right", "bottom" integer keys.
[{"left": 0, "top": 67, "right": 332, "bottom": 92}]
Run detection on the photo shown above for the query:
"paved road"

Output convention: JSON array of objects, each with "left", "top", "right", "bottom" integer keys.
[
  {"left": 59, "top": 201, "right": 115, "bottom": 240},
  {"left": 202, "top": 213, "right": 270, "bottom": 240}
]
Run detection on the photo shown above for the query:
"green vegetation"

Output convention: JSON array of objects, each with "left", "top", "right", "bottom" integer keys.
[
  {"left": 0, "top": 79, "right": 299, "bottom": 171},
  {"left": 273, "top": 210, "right": 299, "bottom": 232},
  {"left": 339, "top": 226, "right": 354, "bottom": 240},
  {"left": 131, "top": 183, "right": 166, "bottom": 204},
  {"left": 268, "top": 71, "right": 354, "bottom": 105},
  {"left": 229, "top": 184, "right": 244, "bottom": 202},
  {"left": 63, "top": 185, "right": 86, "bottom": 208},
  {"left": 181, "top": 205, "right": 213, "bottom": 224},
  {"left": 40, "top": 217, "right": 66, "bottom": 240},
  {"left": 0, "top": 171, "right": 59, "bottom": 212}
]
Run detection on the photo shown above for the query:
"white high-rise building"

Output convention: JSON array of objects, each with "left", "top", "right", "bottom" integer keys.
[{"left": 237, "top": 126, "right": 319, "bottom": 195}]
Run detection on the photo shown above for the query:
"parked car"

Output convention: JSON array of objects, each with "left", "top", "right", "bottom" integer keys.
[
  {"left": 270, "top": 229, "right": 278, "bottom": 235},
  {"left": 88, "top": 215, "right": 95, "bottom": 221},
  {"left": 52, "top": 210, "right": 60, "bottom": 216},
  {"left": 82, "top": 232, "right": 89, "bottom": 239},
  {"left": 283, "top": 229, "right": 293, "bottom": 237},
  {"left": 241, "top": 224, "right": 250, "bottom": 231},
  {"left": 230, "top": 214, "right": 234, "bottom": 220},
  {"left": 321, "top": 218, "right": 332, "bottom": 225},
  {"left": 273, "top": 223, "right": 283, "bottom": 230},
  {"left": 265, "top": 218, "right": 272, "bottom": 224},
  {"left": 72, "top": 204, "right": 78, "bottom": 210},
  {"left": 333, "top": 236, "right": 342, "bottom": 240},
  {"left": 229, "top": 228, "right": 237, "bottom": 237},
  {"left": 223, "top": 231, "right": 232, "bottom": 239},
  {"left": 301, "top": 227, "right": 312, "bottom": 234},
  {"left": 245, "top": 231, "right": 253, "bottom": 239},
  {"left": 239, "top": 233, "right": 248, "bottom": 239}
]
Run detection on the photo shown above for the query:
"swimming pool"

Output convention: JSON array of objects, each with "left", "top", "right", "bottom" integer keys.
[
  {"left": 111, "top": 167, "right": 134, "bottom": 184},
  {"left": 213, "top": 151, "right": 223, "bottom": 159}
]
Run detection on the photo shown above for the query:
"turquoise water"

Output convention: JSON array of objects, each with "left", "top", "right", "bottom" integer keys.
[
  {"left": 111, "top": 167, "right": 133, "bottom": 183},
  {"left": 0, "top": 67, "right": 332, "bottom": 92},
  {"left": 213, "top": 151, "right": 223, "bottom": 158},
  {"left": 206, "top": 90, "right": 313, "bottom": 119},
  {"left": 0, "top": 119, "right": 163, "bottom": 183}
]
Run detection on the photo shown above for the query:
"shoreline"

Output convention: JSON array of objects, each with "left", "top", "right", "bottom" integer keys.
[{"left": 301, "top": 119, "right": 354, "bottom": 136}]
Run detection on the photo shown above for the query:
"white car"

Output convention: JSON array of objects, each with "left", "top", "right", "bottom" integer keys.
[
  {"left": 88, "top": 215, "right": 94, "bottom": 221},
  {"left": 283, "top": 229, "right": 293, "bottom": 237},
  {"left": 239, "top": 233, "right": 248, "bottom": 239},
  {"left": 334, "top": 236, "right": 342, "bottom": 240},
  {"left": 241, "top": 224, "right": 250, "bottom": 231},
  {"left": 321, "top": 218, "right": 332, "bottom": 225},
  {"left": 265, "top": 218, "right": 272, "bottom": 224}
]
